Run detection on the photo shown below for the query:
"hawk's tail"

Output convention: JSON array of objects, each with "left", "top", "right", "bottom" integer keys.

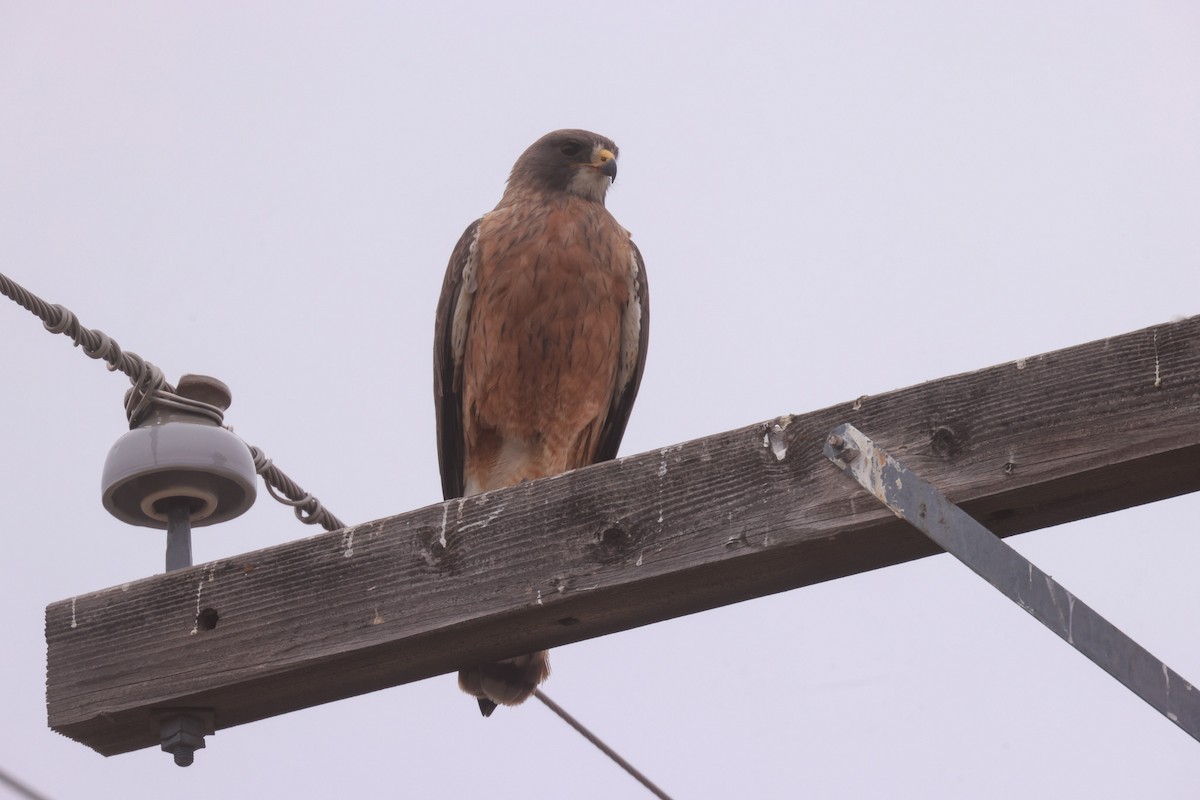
[{"left": 459, "top": 651, "right": 551, "bottom": 717}]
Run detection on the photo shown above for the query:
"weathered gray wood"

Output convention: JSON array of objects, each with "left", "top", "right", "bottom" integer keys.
[{"left": 47, "top": 317, "right": 1200, "bottom": 756}]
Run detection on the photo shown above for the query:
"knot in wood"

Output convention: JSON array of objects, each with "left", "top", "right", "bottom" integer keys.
[
  {"left": 590, "top": 521, "right": 642, "bottom": 565},
  {"left": 929, "top": 425, "right": 964, "bottom": 459}
]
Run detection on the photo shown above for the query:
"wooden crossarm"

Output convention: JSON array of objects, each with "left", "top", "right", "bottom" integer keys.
[{"left": 46, "top": 316, "right": 1200, "bottom": 757}]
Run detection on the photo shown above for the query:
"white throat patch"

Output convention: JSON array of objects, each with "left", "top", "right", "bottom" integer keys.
[{"left": 566, "top": 165, "right": 612, "bottom": 203}]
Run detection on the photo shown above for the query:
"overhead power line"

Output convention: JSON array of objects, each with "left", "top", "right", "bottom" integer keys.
[
  {"left": 0, "top": 765, "right": 53, "bottom": 800},
  {"left": 534, "top": 689, "right": 675, "bottom": 800},
  {"left": 0, "top": 270, "right": 345, "bottom": 532}
]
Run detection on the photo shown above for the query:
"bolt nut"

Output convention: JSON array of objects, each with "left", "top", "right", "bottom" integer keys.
[
  {"left": 158, "top": 713, "right": 209, "bottom": 768},
  {"left": 827, "top": 433, "right": 860, "bottom": 464}
]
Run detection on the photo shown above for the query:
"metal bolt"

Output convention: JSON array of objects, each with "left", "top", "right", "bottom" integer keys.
[
  {"left": 827, "top": 434, "right": 860, "bottom": 464},
  {"left": 165, "top": 503, "right": 193, "bottom": 572},
  {"left": 159, "top": 713, "right": 208, "bottom": 767}
]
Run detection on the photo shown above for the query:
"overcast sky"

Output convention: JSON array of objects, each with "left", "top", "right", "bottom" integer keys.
[{"left": 2, "top": 2, "right": 1198, "bottom": 798}]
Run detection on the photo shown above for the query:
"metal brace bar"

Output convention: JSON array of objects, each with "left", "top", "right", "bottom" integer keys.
[{"left": 823, "top": 423, "right": 1200, "bottom": 743}]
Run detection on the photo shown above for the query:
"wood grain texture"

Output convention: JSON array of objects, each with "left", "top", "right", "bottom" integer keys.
[{"left": 47, "top": 317, "right": 1200, "bottom": 756}]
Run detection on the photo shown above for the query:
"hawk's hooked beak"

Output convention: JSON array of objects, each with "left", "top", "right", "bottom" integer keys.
[{"left": 593, "top": 148, "right": 618, "bottom": 182}]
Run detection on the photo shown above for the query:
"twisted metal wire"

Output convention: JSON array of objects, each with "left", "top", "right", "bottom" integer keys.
[
  {"left": 0, "top": 271, "right": 190, "bottom": 424},
  {"left": 250, "top": 446, "right": 346, "bottom": 530},
  {"left": 1, "top": 270, "right": 346, "bottom": 532}
]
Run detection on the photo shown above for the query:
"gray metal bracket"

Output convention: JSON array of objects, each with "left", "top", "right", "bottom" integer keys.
[{"left": 823, "top": 423, "right": 1199, "bottom": 743}]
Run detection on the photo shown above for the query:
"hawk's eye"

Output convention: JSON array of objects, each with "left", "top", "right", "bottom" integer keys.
[{"left": 559, "top": 141, "right": 582, "bottom": 157}]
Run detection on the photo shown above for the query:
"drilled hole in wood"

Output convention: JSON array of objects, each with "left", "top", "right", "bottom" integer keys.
[{"left": 196, "top": 608, "right": 219, "bottom": 631}]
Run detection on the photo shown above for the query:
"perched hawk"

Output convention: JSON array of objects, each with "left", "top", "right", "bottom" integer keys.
[{"left": 433, "top": 129, "right": 650, "bottom": 716}]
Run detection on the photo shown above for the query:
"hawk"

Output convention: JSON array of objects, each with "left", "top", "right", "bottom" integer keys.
[{"left": 433, "top": 129, "right": 650, "bottom": 716}]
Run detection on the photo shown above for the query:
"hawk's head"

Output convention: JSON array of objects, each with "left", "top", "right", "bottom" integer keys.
[{"left": 507, "top": 129, "right": 619, "bottom": 204}]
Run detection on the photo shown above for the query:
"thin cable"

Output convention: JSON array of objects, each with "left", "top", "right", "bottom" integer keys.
[
  {"left": 533, "top": 689, "right": 675, "bottom": 800},
  {"left": 0, "top": 766, "right": 53, "bottom": 800},
  {"left": 0, "top": 270, "right": 346, "bottom": 532}
]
